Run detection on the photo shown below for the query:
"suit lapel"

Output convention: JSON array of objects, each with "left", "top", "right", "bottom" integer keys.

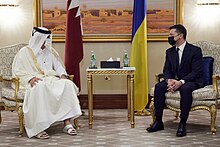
[{"left": 179, "top": 42, "right": 190, "bottom": 70}]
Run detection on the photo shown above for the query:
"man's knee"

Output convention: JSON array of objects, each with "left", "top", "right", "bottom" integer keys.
[
  {"left": 155, "top": 81, "right": 167, "bottom": 92},
  {"left": 179, "top": 83, "right": 193, "bottom": 93},
  {"left": 64, "top": 79, "right": 74, "bottom": 86},
  {"left": 35, "top": 80, "right": 45, "bottom": 87},
  {"left": 179, "top": 84, "right": 194, "bottom": 94}
]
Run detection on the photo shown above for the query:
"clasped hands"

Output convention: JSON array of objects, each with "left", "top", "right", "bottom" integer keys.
[
  {"left": 29, "top": 75, "right": 67, "bottom": 87},
  {"left": 167, "top": 79, "right": 183, "bottom": 93}
]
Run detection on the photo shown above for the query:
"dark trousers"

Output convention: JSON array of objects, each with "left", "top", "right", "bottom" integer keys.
[{"left": 154, "top": 80, "right": 199, "bottom": 121}]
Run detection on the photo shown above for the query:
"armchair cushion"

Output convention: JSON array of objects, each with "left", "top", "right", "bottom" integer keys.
[
  {"left": 166, "top": 98, "right": 217, "bottom": 109},
  {"left": 203, "top": 56, "right": 214, "bottom": 86},
  {"left": 150, "top": 85, "right": 216, "bottom": 101},
  {"left": 2, "top": 87, "right": 25, "bottom": 100}
]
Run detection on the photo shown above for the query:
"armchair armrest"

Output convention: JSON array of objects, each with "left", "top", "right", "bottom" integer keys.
[
  {"left": 0, "top": 76, "right": 20, "bottom": 101},
  {"left": 67, "top": 75, "right": 74, "bottom": 81},
  {"left": 212, "top": 74, "right": 220, "bottom": 99},
  {"left": 155, "top": 73, "right": 164, "bottom": 83}
]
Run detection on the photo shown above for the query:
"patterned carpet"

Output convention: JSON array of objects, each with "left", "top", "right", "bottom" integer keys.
[{"left": 0, "top": 109, "right": 220, "bottom": 147}]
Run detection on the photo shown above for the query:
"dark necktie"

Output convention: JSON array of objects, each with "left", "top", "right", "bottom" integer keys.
[{"left": 176, "top": 48, "right": 180, "bottom": 76}]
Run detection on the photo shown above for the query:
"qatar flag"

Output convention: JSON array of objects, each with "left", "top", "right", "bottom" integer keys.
[{"left": 65, "top": 0, "right": 83, "bottom": 90}]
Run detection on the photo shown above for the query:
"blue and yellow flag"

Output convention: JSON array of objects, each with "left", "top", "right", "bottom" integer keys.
[{"left": 130, "top": 0, "right": 148, "bottom": 112}]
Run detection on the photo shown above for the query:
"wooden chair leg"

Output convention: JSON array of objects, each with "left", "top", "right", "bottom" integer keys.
[
  {"left": 72, "top": 111, "right": 85, "bottom": 129},
  {"left": 210, "top": 105, "right": 217, "bottom": 135},
  {"left": 149, "top": 99, "right": 156, "bottom": 125},
  {"left": 175, "top": 112, "right": 179, "bottom": 120},
  {"left": 73, "top": 118, "right": 80, "bottom": 130},
  {"left": 0, "top": 105, "right": 4, "bottom": 123},
  {"left": 0, "top": 109, "right": 2, "bottom": 124},
  {"left": 17, "top": 106, "right": 24, "bottom": 137}
]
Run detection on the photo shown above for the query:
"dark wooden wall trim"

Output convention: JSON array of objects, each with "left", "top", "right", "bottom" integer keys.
[
  {"left": 1, "top": 95, "right": 219, "bottom": 110},
  {"left": 79, "top": 94, "right": 151, "bottom": 109},
  {"left": 79, "top": 94, "right": 127, "bottom": 109}
]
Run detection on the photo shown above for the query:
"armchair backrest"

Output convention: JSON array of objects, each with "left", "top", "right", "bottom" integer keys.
[
  {"left": 0, "top": 43, "right": 27, "bottom": 77},
  {"left": 193, "top": 41, "right": 220, "bottom": 75}
]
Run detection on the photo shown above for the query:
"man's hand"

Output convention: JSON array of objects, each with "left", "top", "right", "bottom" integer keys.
[
  {"left": 29, "top": 77, "right": 42, "bottom": 87},
  {"left": 60, "top": 74, "right": 68, "bottom": 79},
  {"left": 167, "top": 79, "right": 175, "bottom": 92},
  {"left": 167, "top": 79, "right": 182, "bottom": 92},
  {"left": 173, "top": 80, "right": 183, "bottom": 91}
]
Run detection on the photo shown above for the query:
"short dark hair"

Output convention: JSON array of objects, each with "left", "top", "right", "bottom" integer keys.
[{"left": 169, "top": 24, "right": 187, "bottom": 39}]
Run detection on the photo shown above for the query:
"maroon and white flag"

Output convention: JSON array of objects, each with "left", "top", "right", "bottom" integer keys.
[{"left": 65, "top": 0, "right": 83, "bottom": 89}]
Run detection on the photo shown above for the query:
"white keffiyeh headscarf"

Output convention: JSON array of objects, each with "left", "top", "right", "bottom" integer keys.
[{"left": 28, "top": 27, "right": 52, "bottom": 55}]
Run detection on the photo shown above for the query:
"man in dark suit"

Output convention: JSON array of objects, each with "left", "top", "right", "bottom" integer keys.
[{"left": 146, "top": 24, "right": 204, "bottom": 137}]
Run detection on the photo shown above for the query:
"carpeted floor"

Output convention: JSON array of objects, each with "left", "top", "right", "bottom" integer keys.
[{"left": 0, "top": 109, "right": 220, "bottom": 147}]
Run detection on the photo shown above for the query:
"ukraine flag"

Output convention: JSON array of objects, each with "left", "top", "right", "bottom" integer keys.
[{"left": 130, "top": 0, "right": 148, "bottom": 113}]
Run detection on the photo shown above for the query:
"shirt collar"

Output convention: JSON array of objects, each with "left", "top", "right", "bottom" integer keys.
[{"left": 176, "top": 41, "right": 186, "bottom": 52}]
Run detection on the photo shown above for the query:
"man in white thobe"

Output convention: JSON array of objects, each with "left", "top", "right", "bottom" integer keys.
[{"left": 12, "top": 27, "right": 82, "bottom": 139}]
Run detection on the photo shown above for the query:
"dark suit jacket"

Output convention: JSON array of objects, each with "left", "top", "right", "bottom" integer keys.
[{"left": 163, "top": 42, "right": 204, "bottom": 87}]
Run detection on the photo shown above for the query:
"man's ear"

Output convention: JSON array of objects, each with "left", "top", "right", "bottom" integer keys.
[{"left": 179, "top": 33, "right": 184, "bottom": 39}]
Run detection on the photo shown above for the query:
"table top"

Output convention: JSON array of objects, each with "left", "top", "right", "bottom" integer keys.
[
  {"left": 86, "top": 67, "right": 135, "bottom": 75},
  {"left": 86, "top": 67, "right": 135, "bottom": 71}
]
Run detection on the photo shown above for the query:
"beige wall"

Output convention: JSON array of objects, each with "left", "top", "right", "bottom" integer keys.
[
  {"left": 0, "top": 0, "right": 33, "bottom": 46},
  {"left": 184, "top": 0, "right": 220, "bottom": 43},
  {"left": 0, "top": 0, "right": 220, "bottom": 94}
]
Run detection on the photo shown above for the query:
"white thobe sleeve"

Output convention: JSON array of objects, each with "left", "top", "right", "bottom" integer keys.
[
  {"left": 12, "top": 51, "right": 35, "bottom": 85},
  {"left": 52, "top": 55, "right": 67, "bottom": 77}
]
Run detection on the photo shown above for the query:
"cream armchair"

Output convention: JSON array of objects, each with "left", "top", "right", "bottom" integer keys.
[
  {"left": 0, "top": 43, "right": 78, "bottom": 136},
  {"left": 0, "top": 43, "right": 27, "bottom": 136},
  {"left": 150, "top": 41, "right": 220, "bottom": 135}
]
